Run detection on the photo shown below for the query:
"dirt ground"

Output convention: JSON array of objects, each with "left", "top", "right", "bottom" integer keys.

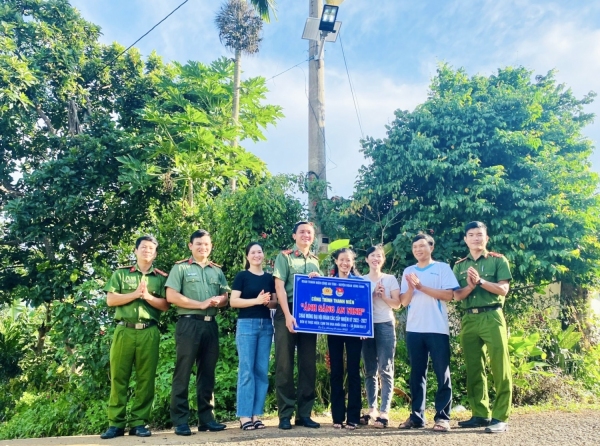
[{"left": 2, "top": 411, "right": 599, "bottom": 446}]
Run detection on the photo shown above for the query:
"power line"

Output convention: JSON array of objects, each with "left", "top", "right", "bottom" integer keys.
[
  {"left": 102, "top": 0, "right": 191, "bottom": 69},
  {"left": 265, "top": 58, "right": 310, "bottom": 83},
  {"left": 264, "top": 55, "right": 338, "bottom": 173},
  {"left": 339, "top": 32, "right": 364, "bottom": 139}
]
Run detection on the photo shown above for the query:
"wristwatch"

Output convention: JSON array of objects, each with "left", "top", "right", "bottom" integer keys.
[{"left": 477, "top": 278, "right": 484, "bottom": 286}]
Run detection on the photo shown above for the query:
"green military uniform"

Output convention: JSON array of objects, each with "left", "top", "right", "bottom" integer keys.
[
  {"left": 166, "top": 258, "right": 230, "bottom": 426},
  {"left": 272, "top": 246, "right": 322, "bottom": 419},
  {"left": 453, "top": 250, "right": 513, "bottom": 421},
  {"left": 104, "top": 264, "right": 168, "bottom": 429}
]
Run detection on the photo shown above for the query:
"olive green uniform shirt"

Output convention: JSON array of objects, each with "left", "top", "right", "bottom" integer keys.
[
  {"left": 273, "top": 245, "right": 321, "bottom": 303},
  {"left": 452, "top": 250, "right": 512, "bottom": 310},
  {"left": 104, "top": 264, "right": 167, "bottom": 323},
  {"left": 165, "top": 258, "right": 230, "bottom": 316}
]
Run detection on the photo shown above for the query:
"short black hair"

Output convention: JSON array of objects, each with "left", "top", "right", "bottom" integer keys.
[
  {"left": 190, "top": 229, "right": 211, "bottom": 244},
  {"left": 293, "top": 221, "right": 314, "bottom": 234},
  {"left": 412, "top": 233, "right": 434, "bottom": 247},
  {"left": 135, "top": 235, "right": 158, "bottom": 250},
  {"left": 464, "top": 221, "right": 487, "bottom": 235}
]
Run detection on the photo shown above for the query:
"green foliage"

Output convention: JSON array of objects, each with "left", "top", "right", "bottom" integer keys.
[
  {"left": 206, "top": 175, "right": 305, "bottom": 277},
  {"left": 119, "top": 58, "right": 282, "bottom": 205},
  {"left": 322, "top": 64, "right": 600, "bottom": 301},
  {"left": 508, "top": 330, "right": 552, "bottom": 388}
]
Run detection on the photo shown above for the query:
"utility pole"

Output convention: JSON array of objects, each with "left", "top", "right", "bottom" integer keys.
[{"left": 308, "top": 0, "right": 328, "bottom": 253}]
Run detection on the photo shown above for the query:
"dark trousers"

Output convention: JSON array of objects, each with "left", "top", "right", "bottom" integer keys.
[
  {"left": 170, "top": 317, "right": 219, "bottom": 426},
  {"left": 273, "top": 306, "right": 317, "bottom": 418},
  {"left": 327, "top": 335, "right": 362, "bottom": 425},
  {"left": 406, "top": 331, "right": 452, "bottom": 424}
]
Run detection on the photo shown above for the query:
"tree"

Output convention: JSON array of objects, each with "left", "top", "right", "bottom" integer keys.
[
  {"left": 118, "top": 58, "right": 283, "bottom": 206},
  {"left": 343, "top": 65, "right": 600, "bottom": 303},
  {"left": 0, "top": 0, "right": 165, "bottom": 310},
  {"left": 249, "top": 0, "right": 276, "bottom": 22},
  {"left": 215, "top": 0, "right": 263, "bottom": 189}
]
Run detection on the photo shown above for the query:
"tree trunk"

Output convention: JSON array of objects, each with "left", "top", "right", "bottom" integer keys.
[
  {"left": 560, "top": 282, "right": 589, "bottom": 332},
  {"left": 230, "top": 49, "right": 242, "bottom": 192}
]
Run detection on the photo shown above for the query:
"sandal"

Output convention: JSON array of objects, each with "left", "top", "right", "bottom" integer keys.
[
  {"left": 345, "top": 422, "right": 358, "bottom": 430},
  {"left": 433, "top": 419, "right": 450, "bottom": 432},
  {"left": 359, "top": 414, "right": 371, "bottom": 425},
  {"left": 374, "top": 417, "right": 388, "bottom": 429},
  {"left": 253, "top": 420, "right": 266, "bottom": 429},
  {"left": 398, "top": 417, "right": 425, "bottom": 429},
  {"left": 240, "top": 420, "right": 255, "bottom": 430},
  {"left": 333, "top": 423, "right": 344, "bottom": 429}
]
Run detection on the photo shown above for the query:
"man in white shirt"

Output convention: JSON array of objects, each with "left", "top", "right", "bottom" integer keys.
[{"left": 398, "top": 234, "right": 459, "bottom": 432}]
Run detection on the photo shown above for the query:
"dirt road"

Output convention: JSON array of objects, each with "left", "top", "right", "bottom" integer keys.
[{"left": 2, "top": 411, "right": 599, "bottom": 446}]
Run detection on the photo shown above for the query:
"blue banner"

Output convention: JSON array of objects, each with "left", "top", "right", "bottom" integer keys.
[{"left": 293, "top": 275, "right": 373, "bottom": 337}]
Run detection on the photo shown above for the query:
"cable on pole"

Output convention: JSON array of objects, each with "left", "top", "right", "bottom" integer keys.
[
  {"left": 339, "top": 32, "right": 364, "bottom": 139},
  {"left": 101, "top": 0, "right": 191, "bottom": 70}
]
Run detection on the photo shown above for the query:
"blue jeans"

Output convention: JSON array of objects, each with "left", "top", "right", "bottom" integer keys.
[
  {"left": 362, "top": 321, "right": 396, "bottom": 413},
  {"left": 236, "top": 318, "right": 274, "bottom": 417}
]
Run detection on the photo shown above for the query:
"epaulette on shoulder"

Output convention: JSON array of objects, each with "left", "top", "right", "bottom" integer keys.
[
  {"left": 209, "top": 261, "right": 222, "bottom": 268},
  {"left": 454, "top": 257, "right": 468, "bottom": 264},
  {"left": 309, "top": 253, "right": 319, "bottom": 260},
  {"left": 175, "top": 259, "right": 189, "bottom": 264},
  {"left": 154, "top": 268, "right": 168, "bottom": 277},
  {"left": 118, "top": 265, "right": 134, "bottom": 269},
  {"left": 488, "top": 251, "right": 503, "bottom": 258},
  {"left": 281, "top": 249, "right": 293, "bottom": 255}
]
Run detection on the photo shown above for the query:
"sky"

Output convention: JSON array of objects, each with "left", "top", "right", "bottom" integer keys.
[{"left": 70, "top": 0, "right": 600, "bottom": 198}]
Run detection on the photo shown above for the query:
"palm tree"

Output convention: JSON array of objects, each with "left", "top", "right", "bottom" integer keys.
[
  {"left": 215, "top": 0, "right": 264, "bottom": 190},
  {"left": 249, "top": 0, "right": 276, "bottom": 23}
]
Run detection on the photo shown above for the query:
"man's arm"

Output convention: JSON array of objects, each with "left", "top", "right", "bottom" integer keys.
[
  {"left": 417, "top": 285, "right": 454, "bottom": 301},
  {"left": 141, "top": 281, "right": 170, "bottom": 312},
  {"left": 467, "top": 266, "right": 510, "bottom": 296},
  {"left": 106, "top": 280, "right": 143, "bottom": 307},
  {"left": 453, "top": 282, "right": 476, "bottom": 301},
  {"left": 166, "top": 287, "right": 214, "bottom": 310},
  {"left": 275, "top": 278, "right": 296, "bottom": 333}
]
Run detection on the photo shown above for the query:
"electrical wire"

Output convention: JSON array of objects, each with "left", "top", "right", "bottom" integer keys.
[
  {"left": 264, "top": 53, "right": 339, "bottom": 173},
  {"left": 101, "top": 0, "right": 191, "bottom": 69},
  {"left": 265, "top": 58, "right": 310, "bottom": 83},
  {"left": 339, "top": 32, "right": 364, "bottom": 139}
]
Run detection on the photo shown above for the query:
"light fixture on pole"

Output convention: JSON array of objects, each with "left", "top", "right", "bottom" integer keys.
[
  {"left": 319, "top": 4, "right": 338, "bottom": 32},
  {"left": 302, "top": 2, "right": 342, "bottom": 60}
]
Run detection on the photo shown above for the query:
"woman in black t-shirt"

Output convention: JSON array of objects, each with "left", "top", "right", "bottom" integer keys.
[{"left": 231, "top": 242, "right": 277, "bottom": 431}]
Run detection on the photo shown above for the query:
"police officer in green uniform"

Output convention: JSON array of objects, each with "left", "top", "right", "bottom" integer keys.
[
  {"left": 453, "top": 221, "right": 512, "bottom": 434},
  {"left": 100, "top": 235, "right": 169, "bottom": 440},
  {"left": 273, "top": 221, "right": 322, "bottom": 430},
  {"left": 165, "top": 229, "right": 230, "bottom": 436}
]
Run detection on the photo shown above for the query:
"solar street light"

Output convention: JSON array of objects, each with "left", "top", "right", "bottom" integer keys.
[{"left": 319, "top": 5, "right": 338, "bottom": 32}]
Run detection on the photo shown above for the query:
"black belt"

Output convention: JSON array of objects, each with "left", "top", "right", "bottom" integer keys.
[
  {"left": 465, "top": 305, "right": 502, "bottom": 314},
  {"left": 179, "top": 314, "right": 215, "bottom": 322},
  {"left": 117, "top": 321, "right": 157, "bottom": 329}
]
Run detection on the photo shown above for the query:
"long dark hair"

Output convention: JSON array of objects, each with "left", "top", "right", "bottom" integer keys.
[
  {"left": 244, "top": 241, "right": 264, "bottom": 270},
  {"left": 332, "top": 247, "right": 358, "bottom": 277}
]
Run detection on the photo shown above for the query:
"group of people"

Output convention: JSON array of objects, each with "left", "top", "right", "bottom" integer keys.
[{"left": 100, "top": 220, "right": 513, "bottom": 439}]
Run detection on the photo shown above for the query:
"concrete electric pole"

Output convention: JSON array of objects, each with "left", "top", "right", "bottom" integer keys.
[{"left": 304, "top": 0, "right": 343, "bottom": 253}]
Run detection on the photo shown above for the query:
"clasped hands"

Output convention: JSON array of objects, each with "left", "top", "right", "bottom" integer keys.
[
  {"left": 255, "top": 290, "right": 271, "bottom": 306},
  {"left": 466, "top": 267, "right": 481, "bottom": 287},
  {"left": 405, "top": 273, "right": 422, "bottom": 290},
  {"left": 136, "top": 281, "right": 155, "bottom": 301}
]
